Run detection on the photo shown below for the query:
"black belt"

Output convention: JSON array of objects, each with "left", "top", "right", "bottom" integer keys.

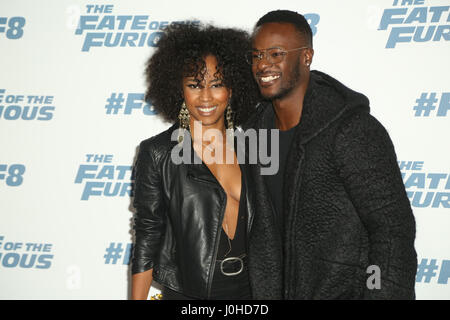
[{"left": 216, "top": 253, "right": 247, "bottom": 276}]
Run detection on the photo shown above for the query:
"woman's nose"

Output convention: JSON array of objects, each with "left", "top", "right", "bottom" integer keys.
[{"left": 199, "top": 88, "right": 212, "bottom": 102}]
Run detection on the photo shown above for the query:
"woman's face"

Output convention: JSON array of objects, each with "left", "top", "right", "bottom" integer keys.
[{"left": 182, "top": 55, "right": 231, "bottom": 129}]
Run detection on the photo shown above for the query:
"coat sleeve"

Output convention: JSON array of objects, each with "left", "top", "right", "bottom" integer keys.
[
  {"left": 131, "top": 139, "right": 167, "bottom": 275},
  {"left": 334, "top": 111, "right": 417, "bottom": 299}
]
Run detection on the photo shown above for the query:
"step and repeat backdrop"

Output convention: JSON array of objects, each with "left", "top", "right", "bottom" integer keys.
[{"left": 1, "top": 0, "right": 449, "bottom": 299}]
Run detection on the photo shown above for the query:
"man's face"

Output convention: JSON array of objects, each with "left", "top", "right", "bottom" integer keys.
[{"left": 251, "top": 22, "right": 307, "bottom": 100}]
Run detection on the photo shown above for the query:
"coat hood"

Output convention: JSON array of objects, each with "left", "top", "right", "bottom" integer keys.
[{"left": 244, "top": 70, "right": 370, "bottom": 144}]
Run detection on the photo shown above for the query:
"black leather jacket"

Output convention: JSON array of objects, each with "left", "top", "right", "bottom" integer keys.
[{"left": 131, "top": 124, "right": 255, "bottom": 299}]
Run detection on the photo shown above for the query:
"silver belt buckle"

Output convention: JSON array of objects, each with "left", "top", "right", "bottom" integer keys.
[{"left": 220, "top": 256, "right": 244, "bottom": 276}]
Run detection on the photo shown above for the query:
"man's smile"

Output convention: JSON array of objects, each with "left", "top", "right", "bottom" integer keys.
[
  {"left": 257, "top": 73, "right": 281, "bottom": 87},
  {"left": 260, "top": 75, "right": 280, "bottom": 83}
]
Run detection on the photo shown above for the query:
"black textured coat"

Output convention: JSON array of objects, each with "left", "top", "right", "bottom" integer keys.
[{"left": 244, "top": 70, "right": 417, "bottom": 299}]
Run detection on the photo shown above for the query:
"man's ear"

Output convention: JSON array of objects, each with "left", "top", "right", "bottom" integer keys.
[{"left": 304, "top": 48, "right": 314, "bottom": 67}]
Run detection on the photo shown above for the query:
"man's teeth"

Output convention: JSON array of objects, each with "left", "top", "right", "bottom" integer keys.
[
  {"left": 198, "top": 106, "right": 217, "bottom": 112},
  {"left": 261, "top": 75, "right": 280, "bottom": 82}
]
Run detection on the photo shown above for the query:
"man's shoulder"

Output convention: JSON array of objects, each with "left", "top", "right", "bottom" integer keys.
[
  {"left": 339, "top": 110, "right": 385, "bottom": 131},
  {"left": 335, "top": 111, "right": 392, "bottom": 149},
  {"left": 241, "top": 101, "right": 271, "bottom": 130}
]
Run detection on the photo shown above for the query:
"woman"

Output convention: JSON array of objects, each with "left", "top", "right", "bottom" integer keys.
[{"left": 131, "top": 23, "right": 260, "bottom": 300}]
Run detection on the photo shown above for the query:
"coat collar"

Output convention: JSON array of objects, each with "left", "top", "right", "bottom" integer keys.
[
  {"left": 249, "top": 70, "right": 370, "bottom": 145},
  {"left": 182, "top": 132, "right": 256, "bottom": 233}
]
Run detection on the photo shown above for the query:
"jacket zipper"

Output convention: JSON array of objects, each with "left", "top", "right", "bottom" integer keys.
[
  {"left": 241, "top": 165, "right": 254, "bottom": 235},
  {"left": 285, "top": 151, "right": 305, "bottom": 299},
  {"left": 248, "top": 199, "right": 254, "bottom": 234},
  {"left": 207, "top": 190, "right": 226, "bottom": 298},
  {"left": 188, "top": 174, "right": 227, "bottom": 299}
]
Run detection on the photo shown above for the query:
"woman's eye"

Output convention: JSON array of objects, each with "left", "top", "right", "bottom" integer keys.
[
  {"left": 212, "top": 83, "right": 224, "bottom": 88},
  {"left": 187, "top": 83, "right": 199, "bottom": 88}
]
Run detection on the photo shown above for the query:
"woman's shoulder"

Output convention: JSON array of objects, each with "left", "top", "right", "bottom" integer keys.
[{"left": 138, "top": 123, "right": 178, "bottom": 158}]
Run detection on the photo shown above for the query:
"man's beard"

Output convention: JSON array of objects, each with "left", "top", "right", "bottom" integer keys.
[{"left": 261, "top": 60, "right": 301, "bottom": 101}]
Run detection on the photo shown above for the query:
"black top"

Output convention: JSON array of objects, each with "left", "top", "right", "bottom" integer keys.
[
  {"left": 216, "top": 173, "right": 246, "bottom": 259},
  {"left": 264, "top": 108, "right": 296, "bottom": 232},
  {"left": 210, "top": 172, "right": 251, "bottom": 299}
]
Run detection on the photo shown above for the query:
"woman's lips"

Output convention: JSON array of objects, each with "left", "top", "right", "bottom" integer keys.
[{"left": 196, "top": 105, "right": 218, "bottom": 115}]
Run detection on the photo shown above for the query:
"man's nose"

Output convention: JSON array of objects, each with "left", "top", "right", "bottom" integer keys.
[{"left": 255, "top": 54, "right": 272, "bottom": 71}]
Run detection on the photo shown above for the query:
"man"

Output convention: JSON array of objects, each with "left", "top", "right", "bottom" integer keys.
[{"left": 245, "top": 10, "right": 417, "bottom": 299}]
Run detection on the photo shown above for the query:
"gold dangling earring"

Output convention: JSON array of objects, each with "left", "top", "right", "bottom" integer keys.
[
  {"left": 178, "top": 101, "right": 190, "bottom": 143},
  {"left": 225, "top": 103, "right": 234, "bottom": 147}
]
